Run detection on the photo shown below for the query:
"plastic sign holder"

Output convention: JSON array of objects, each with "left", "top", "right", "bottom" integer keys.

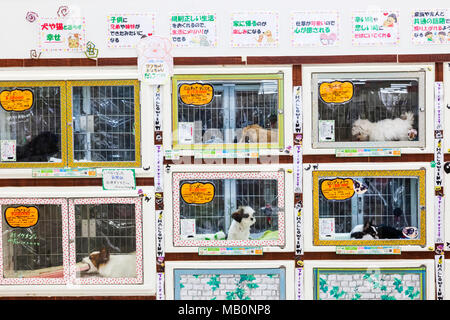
[
  {"left": 198, "top": 247, "right": 263, "bottom": 256},
  {"left": 336, "top": 148, "right": 401, "bottom": 157},
  {"left": 336, "top": 246, "right": 401, "bottom": 255}
]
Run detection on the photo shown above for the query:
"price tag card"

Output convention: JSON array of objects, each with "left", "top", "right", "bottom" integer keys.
[
  {"left": 32, "top": 168, "right": 97, "bottom": 177},
  {"left": 336, "top": 246, "right": 401, "bottom": 255},
  {"left": 198, "top": 247, "right": 263, "bottom": 256},
  {"left": 336, "top": 148, "right": 401, "bottom": 157}
]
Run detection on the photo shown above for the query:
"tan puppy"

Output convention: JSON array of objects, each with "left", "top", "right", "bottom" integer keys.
[{"left": 239, "top": 124, "right": 278, "bottom": 143}]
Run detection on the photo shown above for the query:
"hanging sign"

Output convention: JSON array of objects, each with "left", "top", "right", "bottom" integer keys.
[
  {"left": 136, "top": 36, "right": 173, "bottom": 84},
  {"left": 293, "top": 86, "right": 302, "bottom": 135},
  {"left": 38, "top": 17, "right": 86, "bottom": 52},
  {"left": 320, "top": 178, "right": 355, "bottom": 201},
  {"left": 295, "top": 203, "right": 303, "bottom": 255},
  {"left": 296, "top": 265, "right": 304, "bottom": 300},
  {"left": 102, "top": 169, "right": 136, "bottom": 190},
  {"left": 412, "top": 9, "right": 450, "bottom": 45},
  {"left": 291, "top": 11, "right": 339, "bottom": 46},
  {"left": 319, "top": 81, "right": 354, "bottom": 103},
  {"left": 231, "top": 12, "right": 279, "bottom": 47},
  {"left": 156, "top": 210, "right": 164, "bottom": 258},
  {"left": 5, "top": 206, "right": 39, "bottom": 228},
  {"left": 294, "top": 145, "right": 302, "bottom": 193},
  {"left": 435, "top": 254, "right": 445, "bottom": 300},
  {"left": 157, "top": 272, "right": 165, "bottom": 300},
  {"left": 154, "top": 85, "right": 163, "bottom": 132},
  {"left": 180, "top": 182, "right": 215, "bottom": 204},
  {"left": 154, "top": 145, "right": 164, "bottom": 192},
  {"left": 0, "top": 89, "right": 34, "bottom": 112},
  {"left": 352, "top": 11, "right": 400, "bottom": 46},
  {"left": 170, "top": 12, "right": 217, "bottom": 47},
  {"left": 179, "top": 83, "right": 214, "bottom": 106},
  {"left": 107, "top": 13, "right": 155, "bottom": 48}
]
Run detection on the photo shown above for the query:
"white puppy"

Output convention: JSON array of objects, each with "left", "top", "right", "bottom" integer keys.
[
  {"left": 351, "top": 112, "right": 415, "bottom": 142},
  {"left": 81, "top": 247, "right": 136, "bottom": 278},
  {"left": 227, "top": 206, "right": 256, "bottom": 240}
]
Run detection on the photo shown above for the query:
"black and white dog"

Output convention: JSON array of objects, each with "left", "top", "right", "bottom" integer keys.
[
  {"left": 350, "top": 220, "right": 404, "bottom": 239},
  {"left": 227, "top": 206, "right": 256, "bottom": 240}
]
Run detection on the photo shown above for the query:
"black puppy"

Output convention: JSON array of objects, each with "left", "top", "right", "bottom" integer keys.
[
  {"left": 350, "top": 220, "right": 404, "bottom": 239},
  {"left": 16, "top": 131, "right": 59, "bottom": 162}
]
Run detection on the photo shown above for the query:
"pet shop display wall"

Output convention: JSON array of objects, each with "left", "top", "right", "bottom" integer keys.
[{"left": 0, "top": 0, "right": 449, "bottom": 300}]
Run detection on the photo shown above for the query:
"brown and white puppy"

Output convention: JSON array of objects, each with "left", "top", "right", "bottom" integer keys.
[
  {"left": 227, "top": 206, "right": 256, "bottom": 240},
  {"left": 239, "top": 124, "right": 278, "bottom": 143},
  {"left": 81, "top": 247, "right": 136, "bottom": 278}
]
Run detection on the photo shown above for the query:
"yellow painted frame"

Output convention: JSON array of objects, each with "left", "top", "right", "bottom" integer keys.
[
  {"left": 312, "top": 169, "right": 426, "bottom": 246},
  {"left": 66, "top": 80, "right": 141, "bottom": 168},
  {"left": 171, "top": 74, "right": 284, "bottom": 150},
  {"left": 0, "top": 81, "right": 67, "bottom": 168}
]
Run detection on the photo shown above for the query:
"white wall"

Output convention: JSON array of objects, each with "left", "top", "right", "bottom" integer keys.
[{"left": 2, "top": 0, "right": 449, "bottom": 60}]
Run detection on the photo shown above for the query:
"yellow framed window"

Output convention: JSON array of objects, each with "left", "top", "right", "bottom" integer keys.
[
  {"left": 312, "top": 169, "right": 426, "bottom": 247},
  {"left": 0, "top": 81, "right": 67, "bottom": 168},
  {"left": 67, "top": 80, "right": 141, "bottom": 168},
  {"left": 172, "top": 74, "right": 284, "bottom": 150}
]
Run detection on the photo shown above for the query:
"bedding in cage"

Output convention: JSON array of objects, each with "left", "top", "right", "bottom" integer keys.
[
  {"left": 312, "top": 72, "right": 425, "bottom": 147},
  {"left": 312, "top": 169, "right": 426, "bottom": 246},
  {"left": 172, "top": 75, "right": 283, "bottom": 149},
  {"left": 173, "top": 171, "right": 285, "bottom": 246}
]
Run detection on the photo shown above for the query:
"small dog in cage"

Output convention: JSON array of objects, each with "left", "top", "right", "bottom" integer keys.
[
  {"left": 227, "top": 206, "right": 256, "bottom": 240},
  {"left": 350, "top": 220, "right": 404, "bottom": 240},
  {"left": 351, "top": 112, "right": 416, "bottom": 142},
  {"left": 81, "top": 247, "right": 136, "bottom": 278},
  {"left": 239, "top": 124, "right": 278, "bottom": 144}
]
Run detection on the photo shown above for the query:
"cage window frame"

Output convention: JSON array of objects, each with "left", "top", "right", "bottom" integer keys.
[
  {"left": 0, "top": 81, "right": 68, "bottom": 168},
  {"left": 68, "top": 197, "right": 143, "bottom": 285},
  {"left": 312, "top": 169, "right": 426, "bottom": 246},
  {"left": 311, "top": 71, "right": 426, "bottom": 149},
  {"left": 172, "top": 170, "right": 285, "bottom": 248},
  {"left": 67, "top": 80, "right": 141, "bottom": 168},
  {"left": 0, "top": 198, "right": 69, "bottom": 285},
  {"left": 171, "top": 73, "right": 285, "bottom": 151}
]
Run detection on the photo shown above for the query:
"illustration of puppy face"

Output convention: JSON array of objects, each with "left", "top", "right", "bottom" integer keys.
[
  {"left": 351, "top": 119, "right": 370, "bottom": 141},
  {"left": 402, "top": 227, "right": 418, "bottom": 239},
  {"left": 82, "top": 247, "right": 110, "bottom": 274},
  {"left": 231, "top": 206, "right": 256, "bottom": 228},
  {"left": 353, "top": 180, "right": 368, "bottom": 195}
]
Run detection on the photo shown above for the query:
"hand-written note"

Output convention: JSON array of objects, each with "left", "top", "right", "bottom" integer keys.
[
  {"left": 181, "top": 182, "right": 215, "bottom": 204},
  {"left": 319, "top": 81, "right": 354, "bottom": 103},
  {"left": 179, "top": 83, "right": 214, "bottom": 106},
  {"left": 5, "top": 206, "right": 39, "bottom": 228},
  {"left": 7, "top": 230, "right": 40, "bottom": 246},
  {"left": 0, "top": 89, "right": 34, "bottom": 112},
  {"left": 321, "top": 178, "right": 355, "bottom": 201}
]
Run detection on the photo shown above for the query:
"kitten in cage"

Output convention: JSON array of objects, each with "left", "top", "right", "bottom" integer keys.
[
  {"left": 81, "top": 247, "right": 136, "bottom": 278},
  {"left": 227, "top": 206, "right": 256, "bottom": 240},
  {"left": 351, "top": 112, "right": 417, "bottom": 142}
]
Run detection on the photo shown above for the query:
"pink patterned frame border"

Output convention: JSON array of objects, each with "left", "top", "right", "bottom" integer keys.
[
  {"left": 172, "top": 171, "right": 285, "bottom": 247},
  {"left": 68, "top": 197, "right": 143, "bottom": 285},
  {"left": 0, "top": 198, "right": 69, "bottom": 285}
]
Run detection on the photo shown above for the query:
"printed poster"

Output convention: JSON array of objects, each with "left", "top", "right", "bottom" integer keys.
[
  {"left": 352, "top": 11, "right": 400, "bottom": 46},
  {"left": 136, "top": 36, "right": 173, "bottom": 84},
  {"left": 38, "top": 17, "right": 86, "bottom": 52},
  {"left": 170, "top": 13, "right": 217, "bottom": 47},
  {"left": 412, "top": 9, "right": 450, "bottom": 45},
  {"left": 231, "top": 12, "right": 278, "bottom": 47},
  {"left": 291, "top": 11, "right": 339, "bottom": 46},
  {"left": 107, "top": 13, "right": 155, "bottom": 48}
]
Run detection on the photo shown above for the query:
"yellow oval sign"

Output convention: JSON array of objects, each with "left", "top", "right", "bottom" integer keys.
[
  {"left": 181, "top": 182, "right": 215, "bottom": 204},
  {"left": 321, "top": 178, "right": 355, "bottom": 201},
  {"left": 5, "top": 206, "right": 39, "bottom": 228},
  {"left": 179, "top": 83, "right": 214, "bottom": 106},
  {"left": 0, "top": 89, "right": 34, "bottom": 112},
  {"left": 319, "top": 81, "right": 354, "bottom": 104}
]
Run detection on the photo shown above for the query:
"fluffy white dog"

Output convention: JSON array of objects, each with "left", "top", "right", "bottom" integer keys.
[
  {"left": 351, "top": 112, "right": 416, "bottom": 142},
  {"left": 227, "top": 206, "right": 256, "bottom": 240}
]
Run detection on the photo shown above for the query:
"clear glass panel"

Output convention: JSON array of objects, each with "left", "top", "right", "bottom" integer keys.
[
  {"left": 72, "top": 85, "right": 136, "bottom": 162},
  {"left": 179, "top": 178, "right": 279, "bottom": 240},
  {"left": 177, "top": 80, "right": 279, "bottom": 145},
  {"left": 0, "top": 86, "right": 62, "bottom": 163},
  {"left": 2, "top": 204, "right": 63, "bottom": 278},
  {"left": 74, "top": 203, "right": 137, "bottom": 278},
  {"left": 317, "top": 78, "right": 419, "bottom": 143},
  {"left": 318, "top": 176, "right": 420, "bottom": 241}
]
